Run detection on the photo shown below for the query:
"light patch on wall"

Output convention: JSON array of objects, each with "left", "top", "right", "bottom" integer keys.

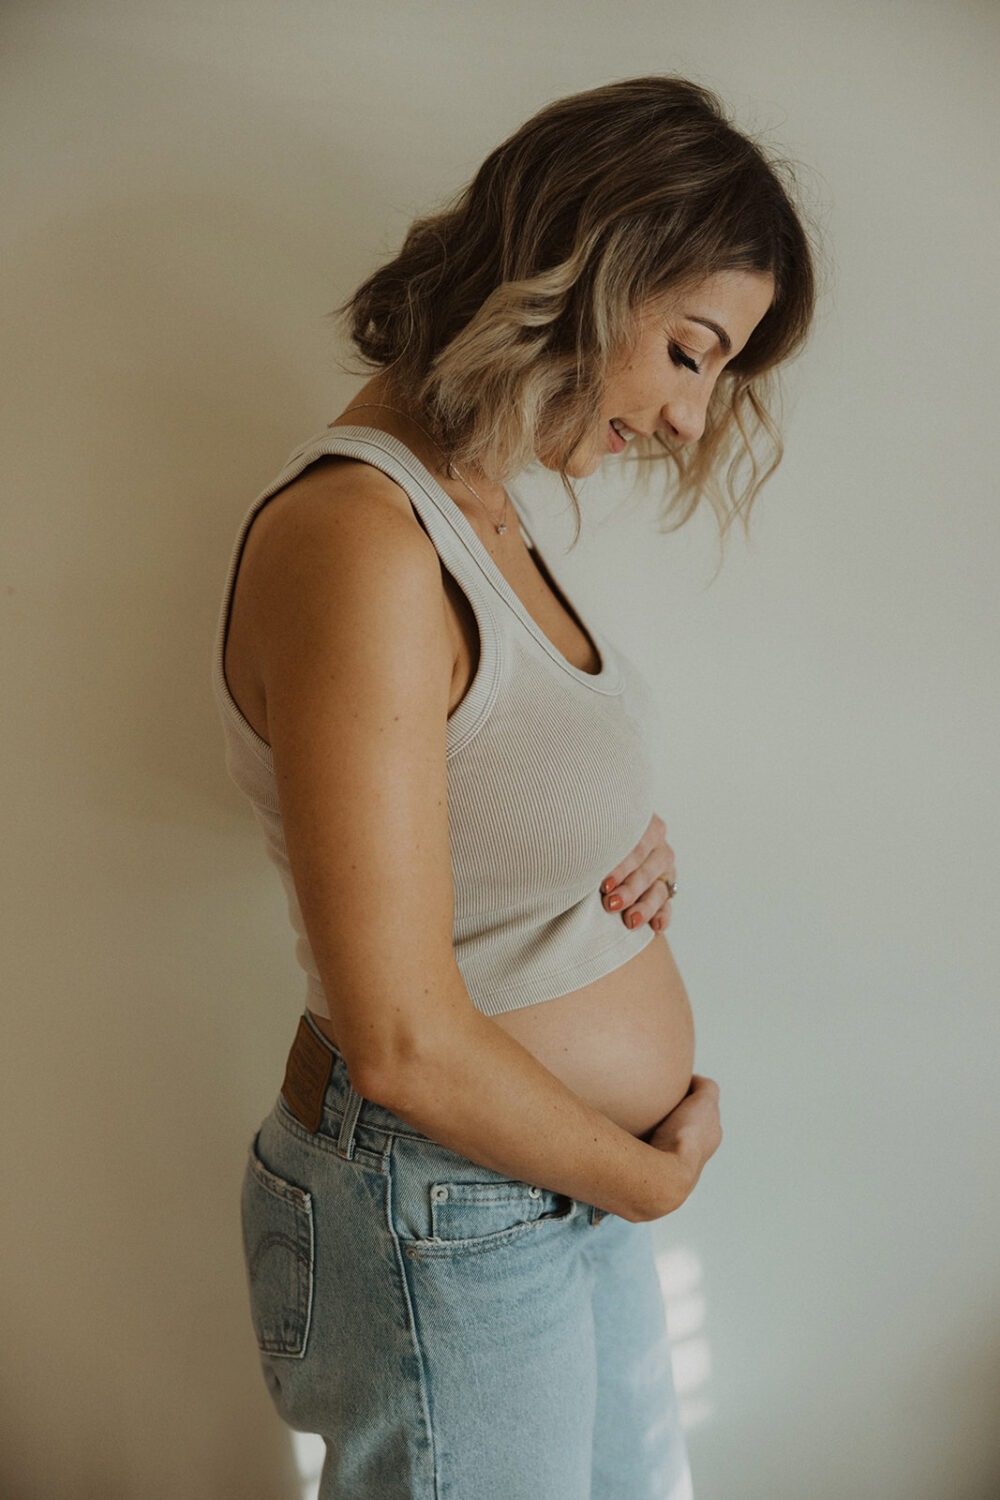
[
  {"left": 291, "top": 1430, "right": 323, "bottom": 1500},
  {"left": 656, "top": 1244, "right": 714, "bottom": 1430}
]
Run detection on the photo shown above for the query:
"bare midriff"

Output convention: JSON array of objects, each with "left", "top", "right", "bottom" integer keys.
[
  {"left": 310, "top": 937, "right": 694, "bottom": 1141},
  {"left": 488, "top": 936, "right": 695, "bottom": 1138}
]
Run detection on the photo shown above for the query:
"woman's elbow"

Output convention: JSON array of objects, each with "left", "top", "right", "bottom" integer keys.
[{"left": 340, "top": 1021, "right": 455, "bottom": 1116}]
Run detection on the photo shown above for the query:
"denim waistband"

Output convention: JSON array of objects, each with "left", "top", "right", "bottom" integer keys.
[
  {"left": 290, "top": 1010, "right": 438, "bottom": 1156},
  {"left": 284, "top": 1012, "right": 607, "bottom": 1225}
]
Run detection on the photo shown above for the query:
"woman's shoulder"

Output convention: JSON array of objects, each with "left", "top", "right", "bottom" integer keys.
[
  {"left": 240, "top": 452, "right": 441, "bottom": 593},
  {"left": 257, "top": 450, "right": 424, "bottom": 536},
  {"left": 227, "top": 451, "right": 450, "bottom": 709}
]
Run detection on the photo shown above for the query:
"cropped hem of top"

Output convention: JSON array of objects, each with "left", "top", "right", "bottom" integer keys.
[{"left": 212, "top": 426, "right": 661, "bottom": 1020}]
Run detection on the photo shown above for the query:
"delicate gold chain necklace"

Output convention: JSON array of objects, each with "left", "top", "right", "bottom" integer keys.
[{"left": 339, "top": 402, "right": 511, "bottom": 536}]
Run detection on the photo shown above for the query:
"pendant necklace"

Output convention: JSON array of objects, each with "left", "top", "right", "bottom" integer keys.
[{"left": 339, "top": 402, "right": 511, "bottom": 535}]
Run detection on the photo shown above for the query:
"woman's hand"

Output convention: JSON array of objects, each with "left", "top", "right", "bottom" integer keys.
[
  {"left": 600, "top": 813, "right": 677, "bottom": 932},
  {"left": 645, "top": 1075, "right": 722, "bottom": 1202}
]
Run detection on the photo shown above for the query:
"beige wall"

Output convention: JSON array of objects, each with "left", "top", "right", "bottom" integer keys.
[{"left": 3, "top": 2, "right": 998, "bottom": 1497}]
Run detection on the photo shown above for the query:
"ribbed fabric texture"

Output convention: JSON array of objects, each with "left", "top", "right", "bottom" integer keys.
[{"left": 213, "top": 428, "right": 659, "bottom": 1017}]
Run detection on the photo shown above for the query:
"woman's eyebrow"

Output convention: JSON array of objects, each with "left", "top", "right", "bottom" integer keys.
[{"left": 685, "top": 317, "right": 732, "bottom": 355}]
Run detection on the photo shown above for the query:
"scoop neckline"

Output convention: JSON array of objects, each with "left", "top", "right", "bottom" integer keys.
[{"left": 327, "top": 425, "right": 621, "bottom": 694}]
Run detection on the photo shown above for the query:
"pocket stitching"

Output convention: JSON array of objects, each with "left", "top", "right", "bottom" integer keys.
[
  {"left": 247, "top": 1147, "right": 312, "bottom": 1208},
  {"left": 406, "top": 1209, "right": 574, "bottom": 1259},
  {"left": 417, "top": 1182, "right": 574, "bottom": 1258},
  {"left": 243, "top": 1140, "right": 315, "bottom": 1359}
]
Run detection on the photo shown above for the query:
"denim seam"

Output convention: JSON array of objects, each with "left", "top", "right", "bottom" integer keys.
[{"left": 384, "top": 1162, "right": 441, "bottom": 1499}]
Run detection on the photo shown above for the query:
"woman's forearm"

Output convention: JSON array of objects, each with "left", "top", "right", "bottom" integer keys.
[{"left": 353, "top": 1004, "right": 696, "bottom": 1222}]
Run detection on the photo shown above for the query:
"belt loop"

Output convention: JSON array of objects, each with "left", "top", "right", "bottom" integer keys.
[{"left": 337, "top": 1085, "right": 364, "bottom": 1160}]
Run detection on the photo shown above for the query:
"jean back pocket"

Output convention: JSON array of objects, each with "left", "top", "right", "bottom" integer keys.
[{"left": 241, "top": 1135, "right": 315, "bottom": 1358}]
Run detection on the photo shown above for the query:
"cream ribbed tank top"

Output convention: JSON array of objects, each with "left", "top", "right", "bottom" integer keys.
[{"left": 213, "top": 427, "right": 660, "bottom": 1018}]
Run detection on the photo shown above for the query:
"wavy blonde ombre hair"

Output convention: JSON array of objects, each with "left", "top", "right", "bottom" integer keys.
[{"left": 342, "top": 76, "right": 816, "bottom": 534}]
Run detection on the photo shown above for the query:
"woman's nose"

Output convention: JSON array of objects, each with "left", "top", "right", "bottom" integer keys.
[{"left": 660, "top": 394, "right": 708, "bottom": 445}]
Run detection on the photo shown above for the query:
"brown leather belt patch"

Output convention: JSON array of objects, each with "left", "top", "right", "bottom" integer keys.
[{"left": 280, "top": 1015, "right": 334, "bottom": 1132}]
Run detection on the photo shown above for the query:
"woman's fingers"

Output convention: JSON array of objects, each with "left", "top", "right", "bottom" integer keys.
[
  {"left": 601, "top": 813, "right": 677, "bottom": 930},
  {"left": 604, "top": 860, "right": 676, "bottom": 924},
  {"left": 601, "top": 813, "right": 666, "bottom": 895},
  {"left": 602, "top": 816, "right": 665, "bottom": 894},
  {"left": 620, "top": 867, "right": 674, "bottom": 929},
  {"left": 650, "top": 899, "right": 672, "bottom": 933}
]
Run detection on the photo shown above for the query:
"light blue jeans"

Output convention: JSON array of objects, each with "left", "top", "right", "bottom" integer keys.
[{"left": 242, "top": 1014, "right": 692, "bottom": 1499}]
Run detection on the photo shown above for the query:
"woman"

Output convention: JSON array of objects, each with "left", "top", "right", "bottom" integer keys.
[{"left": 215, "top": 77, "right": 814, "bottom": 1500}]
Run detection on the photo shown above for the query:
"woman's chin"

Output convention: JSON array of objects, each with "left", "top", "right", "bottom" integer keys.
[
  {"left": 571, "top": 455, "right": 607, "bottom": 479},
  {"left": 538, "top": 445, "right": 604, "bottom": 479}
]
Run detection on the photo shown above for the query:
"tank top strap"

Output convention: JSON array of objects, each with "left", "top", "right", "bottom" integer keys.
[{"left": 281, "top": 425, "right": 511, "bottom": 615}]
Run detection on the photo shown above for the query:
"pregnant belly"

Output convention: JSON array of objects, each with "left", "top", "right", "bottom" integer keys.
[{"left": 492, "top": 934, "right": 695, "bottom": 1138}]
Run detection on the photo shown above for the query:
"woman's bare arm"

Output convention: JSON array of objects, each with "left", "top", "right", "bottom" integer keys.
[{"left": 241, "top": 464, "right": 720, "bottom": 1222}]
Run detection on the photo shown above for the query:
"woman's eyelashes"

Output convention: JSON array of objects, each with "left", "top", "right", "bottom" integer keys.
[{"left": 668, "top": 342, "right": 701, "bottom": 374}]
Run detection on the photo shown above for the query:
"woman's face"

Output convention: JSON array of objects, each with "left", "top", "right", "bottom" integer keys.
[{"left": 559, "top": 269, "right": 776, "bottom": 478}]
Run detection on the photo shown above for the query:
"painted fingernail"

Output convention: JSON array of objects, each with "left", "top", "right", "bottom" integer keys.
[
  {"left": 606, "top": 894, "right": 623, "bottom": 911},
  {"left": 601, "top": 877, "right": 617, "bottom": 894},
  {"left": 627, "top": 911, "right": 643, "bottom": 928}
]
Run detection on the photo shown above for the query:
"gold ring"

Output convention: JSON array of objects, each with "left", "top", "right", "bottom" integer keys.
[{"left": 658, "top": 877, "right": 677, "bottom": 899}]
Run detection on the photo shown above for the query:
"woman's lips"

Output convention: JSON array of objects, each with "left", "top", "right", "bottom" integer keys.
[{"left": 608, "top": 420, "right": 627, "bottom": 454}]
